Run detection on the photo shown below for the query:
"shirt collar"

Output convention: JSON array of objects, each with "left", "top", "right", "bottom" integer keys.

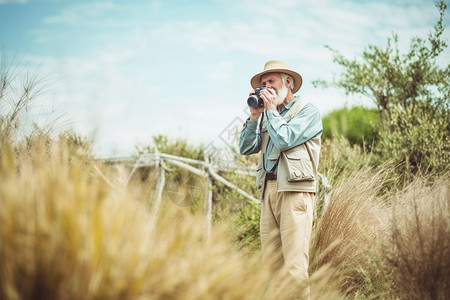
[{"left": 280, "top": 96, "right": 298, "bottom": 113}]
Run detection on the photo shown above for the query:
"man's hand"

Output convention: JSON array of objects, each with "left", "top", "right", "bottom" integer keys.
[
  {"left": 249, "top": 106, "right": 264, "bottom": 121},
  {"left": 248, "top": 91, "right": 264, "bottom": 121},
  {"left": 247, "top": 88, "right": 278, "bottom": 121},
  {"left": 259, "top": 88, "right": 277, "bottom": 111}
]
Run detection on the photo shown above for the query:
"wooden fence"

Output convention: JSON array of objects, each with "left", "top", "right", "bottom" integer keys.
[{"left": 96, "top": 152, "right": 331, "bottom": 238}]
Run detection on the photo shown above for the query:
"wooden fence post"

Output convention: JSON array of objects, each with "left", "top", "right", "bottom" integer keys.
[
  {"left": 203, "top": 154, "right": 213, "bottom": 239},
  {"left": 150, "top": 152, "right": 165, "bottom": 222},
  {"left": 204, "top": 175, "right": 213, "bottom": 239}
]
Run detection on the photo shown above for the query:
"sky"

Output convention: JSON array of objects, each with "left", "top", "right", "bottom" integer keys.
[{"left": 0, "top": 0, "right": 449, "bottom": 158}]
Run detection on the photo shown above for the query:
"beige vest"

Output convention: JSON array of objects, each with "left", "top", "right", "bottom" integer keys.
[{"left": 255, "top": 99, "right": 321, "bottom": 198}]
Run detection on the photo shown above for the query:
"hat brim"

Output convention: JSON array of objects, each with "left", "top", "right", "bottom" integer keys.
[{"left": 250, "top": 69, "right": 303, "bottom": 94}]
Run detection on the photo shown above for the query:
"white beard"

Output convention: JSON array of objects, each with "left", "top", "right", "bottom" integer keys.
[{"left": 276, "top": 84, "right": 288, "bottom": 105}]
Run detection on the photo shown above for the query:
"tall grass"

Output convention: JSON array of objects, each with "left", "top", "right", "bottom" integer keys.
[
  {"left": 310, "top": 150, "right": 450, "bottom": 299},
  {"left": 0, "top": 53, "right": 58, "bottom": 146},
  {"left": 0, "top": 137, "right": 343, "bottom": 300},
  {"left": 310, "top": 167, "right": 389, "bottom": 295},
  {"left": 383, "top": 176, "right": 450, "bottom": 300},
  {"left": 3, "top": 138, "right": 449, "bottom": 299}
]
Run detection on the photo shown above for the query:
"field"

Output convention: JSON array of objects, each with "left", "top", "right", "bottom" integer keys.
[
  {"left": 0, "top": 133, "right": 448, "bottom": 300},
  {"left": 1, "top": 6, "right": 449, "bottom": 295}
]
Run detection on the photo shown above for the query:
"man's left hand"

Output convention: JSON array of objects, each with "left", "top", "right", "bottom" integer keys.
[{"left": 260, "top": 88, "right": 277, "bottom": 111}]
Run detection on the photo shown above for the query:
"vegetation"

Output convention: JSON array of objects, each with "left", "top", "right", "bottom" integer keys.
[
  {"left": 1, "top": 1, "right": 449, "bottom": 299},
  {"left": 315, "top": 1, "right": 450, "bottom": 182},
  {"left": 0, "top": 138, "right": 280, "bottom": 300},
  {"left": 321, "top": 106, "right": 378, "bottom": 147},
  {"left": 0, "top": 53, "right": 57, "bottom": 146},
  {"left": 135, "top": 135, "right": 261, "bottom": 249},
  {"left": 134, "top": 135, "right": 207, "bottom": 211},
  {"left": 2, "top": 129, "right": 449, "bottom": 299}
]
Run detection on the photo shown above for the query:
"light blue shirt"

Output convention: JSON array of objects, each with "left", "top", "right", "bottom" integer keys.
[{"left": 239, "top": 97, "right": 323, "bottom": 173}]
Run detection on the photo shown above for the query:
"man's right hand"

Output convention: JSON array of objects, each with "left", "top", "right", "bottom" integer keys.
[{"left": 249, "top": 107, "right": 264, "bottom": 121}]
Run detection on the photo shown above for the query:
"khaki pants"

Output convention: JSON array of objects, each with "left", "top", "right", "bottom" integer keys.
[{"left": 261, "top": 180, "right": 314, "bottom": 299}]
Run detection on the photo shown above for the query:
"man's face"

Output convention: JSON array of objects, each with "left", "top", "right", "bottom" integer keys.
[
  {"left": 260, "top": 72, "right": 288, "bottom": 105},
  {"left": 261, "top": 72, "right": 283, "bottom": 90}
]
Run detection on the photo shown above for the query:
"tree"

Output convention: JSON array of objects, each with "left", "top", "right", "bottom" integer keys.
[
  {"left": 315, "top": 1, "right": 450, "bottom": 180},
  {"left": 315, "top": 1, "right": 449, "bottom": 126}
]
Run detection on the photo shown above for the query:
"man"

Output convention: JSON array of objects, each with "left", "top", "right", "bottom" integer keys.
[{"left": 239, "top": 60, "right": 322, "bottom": 298}]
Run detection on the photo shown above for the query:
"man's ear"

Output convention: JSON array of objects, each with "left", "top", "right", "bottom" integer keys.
[{"left": 285, "top": 76, "right": 292, "bottom": 89}]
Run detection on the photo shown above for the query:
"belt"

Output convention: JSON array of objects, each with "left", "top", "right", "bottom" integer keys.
[{"left": 266, "top": 173, "right": 277, "bottom": 181}]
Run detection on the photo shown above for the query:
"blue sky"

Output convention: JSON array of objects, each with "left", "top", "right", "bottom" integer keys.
[{"left": 1, "top": 0, "right": 448, "bottom": 157}]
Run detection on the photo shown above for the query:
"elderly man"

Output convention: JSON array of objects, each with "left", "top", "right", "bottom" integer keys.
[{"left": 239, "top": 60, "right": 322, "bottom": 298}]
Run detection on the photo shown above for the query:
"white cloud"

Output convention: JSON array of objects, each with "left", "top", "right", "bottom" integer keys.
[
  {"left": 202, "top": 61, "right": 234, "bottom": 82},
  {"left": 10, "top": 0, "right": 447, "bottom": 156},
  {"left": 0, "top": 0, "right": 27, "bottom": 4},
  {"left": 151, "top": 19, "right": 310, "bottom": 57},
  {"left": 42, "top": 1, "right": 163, "bottom": 27},
  {"left": 43, "top": 2, "right": 118, "bottom": 25},
  {"left": 151, "top": 0, "right": 444, "bottom": 59}
]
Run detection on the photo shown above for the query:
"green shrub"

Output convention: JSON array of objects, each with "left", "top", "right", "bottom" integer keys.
[
  {"left": 374, "top": 102, "right": 450, "bottom": 183},
  {"left": 322, "top": 106, "right": 379, "bottom": 147},
  {"left": 135, "top": 135, "right": 206, "bottom": 211},
  {"left": 233, "top": 201, "right": 261, "bottom": 250}
]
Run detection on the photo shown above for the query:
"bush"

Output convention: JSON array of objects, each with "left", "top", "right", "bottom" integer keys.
[
  {"left": 135, "top": 135, "right": 207, "bottom": 211},
  {"left": 310, "top": 159, "right": 450, "bottom": 299},
  {"left": 322, "top": 106, "right": 379, "bottom": 147},
  {"left": 374, "top": 102, "right": 450, "bottom": 183}
]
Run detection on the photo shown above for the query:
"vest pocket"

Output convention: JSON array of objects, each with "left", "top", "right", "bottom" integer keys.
[{"left": 283, "top": 149, "right": 315, "bottom": 182}]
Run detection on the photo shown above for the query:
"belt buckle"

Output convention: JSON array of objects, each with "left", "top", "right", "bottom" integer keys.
[{"left": 266, "top": 173, "right": 277, "bottom": 181}]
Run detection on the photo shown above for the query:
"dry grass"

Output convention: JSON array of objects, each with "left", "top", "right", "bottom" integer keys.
[
  {"left": 310, "top": 160, "right": 450, "bottom": 299},
  {"left": 0, "top": 137, "right": 343, "bottom": 300},
  {"left": 2, "top": 131, "right": 448, "bottom": 299},
  {"left": 310, "top": 167, "right": 389, "bottom": 294},
  {"left": 383, "top": 176, "right": 450, "bottom": 300}
]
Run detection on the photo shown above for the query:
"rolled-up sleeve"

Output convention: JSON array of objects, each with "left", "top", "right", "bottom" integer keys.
[
  {"left": 239, "top": 119, "right": 261, "bottom": 155},
  {"left": 266, "top": 103, "right": 323, "bottom": 151}
]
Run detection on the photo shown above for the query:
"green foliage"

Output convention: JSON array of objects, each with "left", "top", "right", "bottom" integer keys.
[
  {"left": 374, "top": 102, "right": 450, "bottom": 182},
  {"left": 234, "top": 202, "right": 261, "bottom": 250},
  {"left": 211, "top": 169, "right": 260, "bottom": 248},
  {"left": 348, "top": 255, "right": 394, "bottom": 300},
  {"left": 322, "top": 106, "right": 378, "bottom": 147},
  {"left": 137, "top": 134, "right": 204, "bottom": 160},
  {"left": 314, "top": 1, "right": 449, "bottom": 123},
  {"left": 135, "top": 135, "right": 206, "bottom": 212},
  {"left": 315, "top": 1, "right": 449, "bottom": 181}
]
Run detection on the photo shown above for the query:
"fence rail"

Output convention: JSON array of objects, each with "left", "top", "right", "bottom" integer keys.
[{"left": 96, "top": 152, "right": 331, "bottom": 238}]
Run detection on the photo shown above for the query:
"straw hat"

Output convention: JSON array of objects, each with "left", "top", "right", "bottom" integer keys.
[{"left": 250, "top": 60, "right": 303, "bottom": 93}]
